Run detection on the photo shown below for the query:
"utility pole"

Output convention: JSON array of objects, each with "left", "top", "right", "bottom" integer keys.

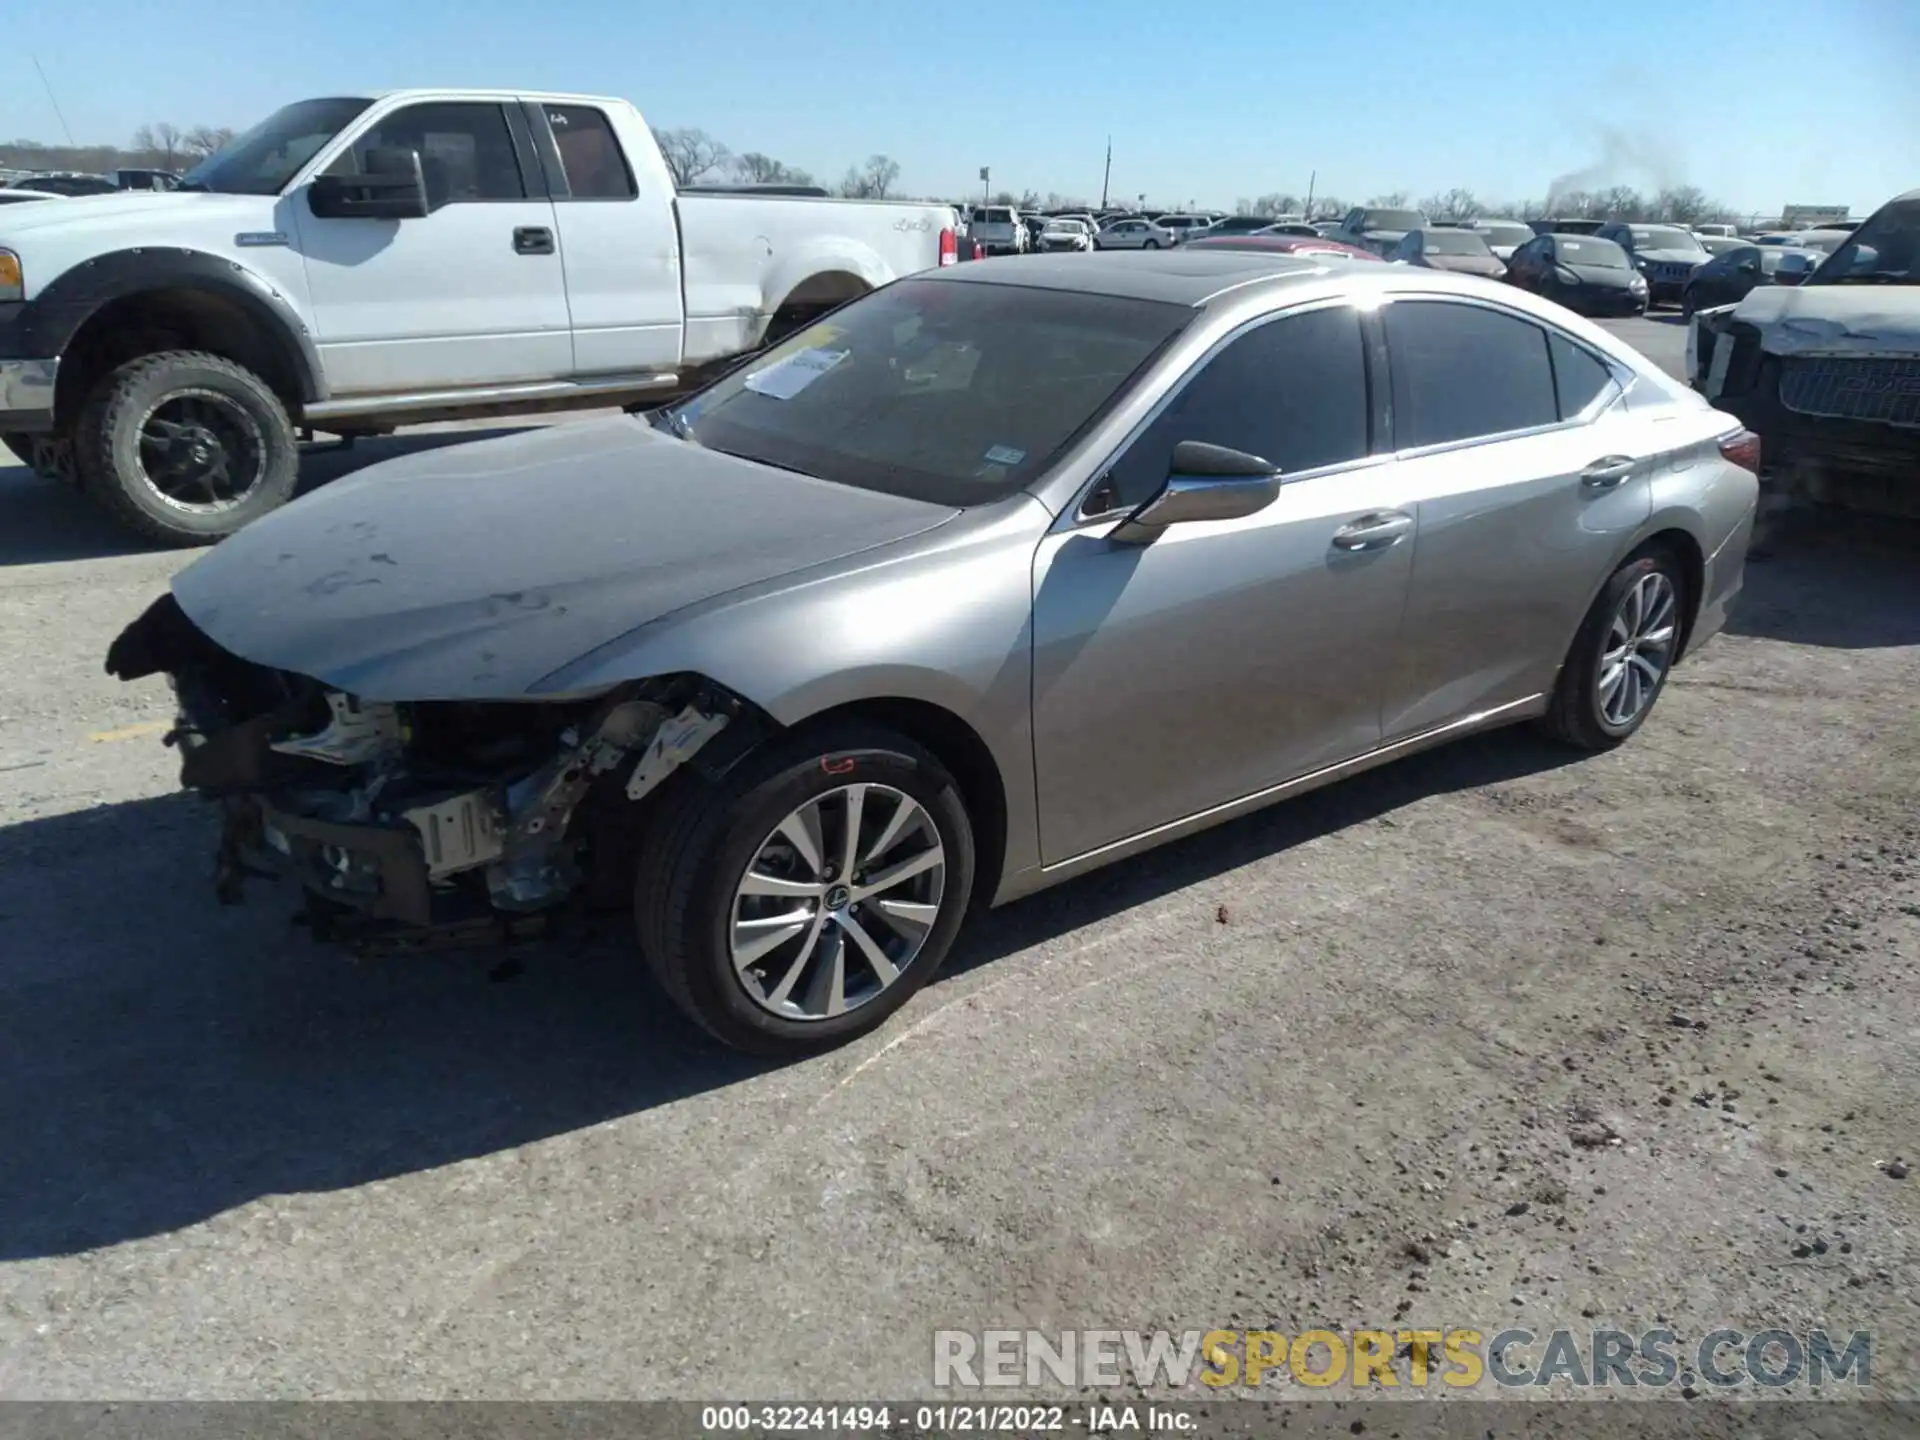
[
  {"left": 1099, "top": 137, "right": 1111, "bottom": 210},
  {"left": 1304, "top": 169, "right": 1316, "bottom": 218}
]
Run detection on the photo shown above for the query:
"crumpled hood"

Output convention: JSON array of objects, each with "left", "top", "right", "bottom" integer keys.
[
  {"left": 1730, "top": 284, "right": 1920, "bottom": 357},
  {"left": 169, "top": 417, "right": 959, "bottom": 700}
]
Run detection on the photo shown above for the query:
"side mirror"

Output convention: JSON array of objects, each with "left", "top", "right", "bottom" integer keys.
[
  {"left": 1109, "top": 441, "right": 1282, "bottom": 544},
  {"left": 309, "top": 147, "right": 430, "bottom": 220}
]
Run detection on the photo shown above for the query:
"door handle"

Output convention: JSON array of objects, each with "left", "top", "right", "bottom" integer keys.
[
  {"left": 1580, "top": 455, "right": 1636, "bottom": 489},
  {"left": 513, "top": 226, "right": 555, "bottom": 256},
  {"left": 1330, "top": 510, "right": 1414, "bottom": 551}
]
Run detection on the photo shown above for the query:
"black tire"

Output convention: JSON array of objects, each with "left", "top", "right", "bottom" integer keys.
[
  {"left": 634, "top": 721, "right": 977, "bottom": 1056},
  {"left": 74, "top": 351, "right": 299, "bottom": 546},
  {"left": 1540, "top": 547, "right": 1688, "bottom": 752},
  {"left": 1142, "top": 238, "right": 1161, "bottom": 249}
]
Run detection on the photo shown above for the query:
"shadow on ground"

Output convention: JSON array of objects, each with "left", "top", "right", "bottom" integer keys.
[
  {"left": 0, "top": 427, "right": 541, "bottom": 568},
  {"left": 0, "top": 725, "right": 1580, "bottom": 1261},
  {"left": 1730, "top": 510, "right": 1920, "bottom": 648}
]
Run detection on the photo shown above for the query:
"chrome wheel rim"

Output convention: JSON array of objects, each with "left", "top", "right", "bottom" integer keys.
[
  {"left": 136, "top": 390, "right": 267, "bottom": 513},
  {"left": 730, "top": 782, "right": 946, "bottom": 1022},
  {"left": 1598, "top": 571, "right": 1677, "bottom": 727}
]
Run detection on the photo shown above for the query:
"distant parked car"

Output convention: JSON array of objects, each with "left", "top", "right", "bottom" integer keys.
[
  {"left": 1183, "top": 235, "right": 1382, "bottom": 262},
  {"left": 1693, "top": 223, "right": 1737, "bottom": 239},
  {"left": 1527, "top": 217, "right": 1605, "bottom": 237},
  {"left": 1680, "top": 244, "right": 1821, "bottom": 317},
  {"left": 1696, "top": 235, "right": 1748, "bottom": 257},
  {"left": 1389, "top": 227, "right": 1508, "bottom": 279},
  {"left": 3, "top": 171, "right": 117, "bottom": 197},
  {"left": 1039, "top": 217, "right": 1095, "bottom": 252},
  {"left": 1095, "top": 216, "right": 1178, "bottom": 249},
  {"left": 111, "top": 168, "right": 181, "bottom": 191},
  {"left": 1504, "top": 232, "right": 1649, "bottom": 316},
  {"left": 1464, "top": 218, "right": 1536, "bottom": 261},
  {"left": 1204, "top": 215, "right": 1284, "bottom": 236},
  {"left": 969, "top": 206, "right": 1029, "bottom": 255},
  {"left": 1156, "top": 214, "right": 1214, "bottom": 243},
  {"left": 1021, "top": 214, "right": 1051, "bottom": 250},
  {"left": 1255, "top": 222, "right": 1323, "bottom": 238},
  {"left": 1331, "top": 206, "right": 1430, "bottom": 256},
  {"left": 1595, "top": 223, "right": 1710, "bottom": 306}
]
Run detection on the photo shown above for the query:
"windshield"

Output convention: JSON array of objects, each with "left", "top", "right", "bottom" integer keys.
[
  {"left": 659, "top": 278, "right": 1191, "bottom": 506},
  {"left": 1422, "top": 229, "right": 1492, "bottom": 256},
  {"left": 180, "top": 98, "right": 371, "bottom": 194},
  {"left": 1366, "top": 210, "right": 1426, "bottom": 232},
  {"left": 1628, "top": 226, "right": 1705, "bottom": 254},
  {"left": 1478, "top": 222, "right": 1533, "bottom": 247},
  {"left": 1809, "top": 198, "right": 1920, "bottom": 285},
  {"left": 1558, "top": 237, "right": 1629, "bottom": 269}
]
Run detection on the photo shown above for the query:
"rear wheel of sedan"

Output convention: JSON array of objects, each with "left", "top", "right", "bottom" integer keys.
[
  {"left": 1541, "top": 548, "right": 1686, "bottom": 751},
  {"left": 634, "top": 721, "right": 976, "bottom": 1056},
  {"left": 1143, "top": 238, "right": 1160, "bottom": 249}
]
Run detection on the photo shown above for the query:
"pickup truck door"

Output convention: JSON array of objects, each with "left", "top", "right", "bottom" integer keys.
[
  {"left": 522, "top": 101, "right": 683, "bottom": 376},
  {"left": 292, "top": 100, "right": 571, "bottom": 396}
]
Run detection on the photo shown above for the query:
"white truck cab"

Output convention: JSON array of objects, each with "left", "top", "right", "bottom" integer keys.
[{"left": 0, "top": 89, "right": 960, "bottom": 542}]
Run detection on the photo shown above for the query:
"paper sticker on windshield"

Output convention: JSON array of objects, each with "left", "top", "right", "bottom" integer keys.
[
  {"left": 983, "top": 444, "right": 1027, "bottom": 466},
  {"left": 745, "top": 347, "right": 849, "bottom": 400}
]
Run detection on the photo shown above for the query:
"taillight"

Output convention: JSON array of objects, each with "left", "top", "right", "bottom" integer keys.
[
  {"left": 1718, "top": 427, "right": 1762, "bottom": 475},
  {"left": 938, "top": 227, "right": 957, "bottom": 266}
]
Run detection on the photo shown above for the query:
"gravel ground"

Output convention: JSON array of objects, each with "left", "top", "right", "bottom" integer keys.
[{"left": 3, "top": 318, "right": 1917, "bottom": 1408}]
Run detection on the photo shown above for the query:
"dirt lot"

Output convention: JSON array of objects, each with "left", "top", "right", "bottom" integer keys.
[{"left": 1, "top": 320, "right": 1917, "bottom": 1407}]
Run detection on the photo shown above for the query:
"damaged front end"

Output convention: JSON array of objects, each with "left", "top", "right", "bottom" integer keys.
[{"left": 105, "top": 593, "right": 754, "bottom": 951}]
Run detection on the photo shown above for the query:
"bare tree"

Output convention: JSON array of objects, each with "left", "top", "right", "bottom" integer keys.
[
  {"left": 654, "top": 127, "right": 731, "bottom": 187},
  {"left": 733, "top": 152, "right": 814, "bottom": 187},
  {"left": 1366, "top": 191, "right": 1410, "bottom": 208},
  {"left": 840, "top": 154, "right": 901, "bottom": 200},
  {"left": 1418, "top": 187, "right": 1480, "bottom": 222},
  {"left": 1652, "top": 185, "right": 1712, "bottom": 225},
  {"left": 1308, "top": 196, "right": 1346, "bottom": 220},
  {"left": 182, "top": 125, "right": 235, "bottom": 161}
]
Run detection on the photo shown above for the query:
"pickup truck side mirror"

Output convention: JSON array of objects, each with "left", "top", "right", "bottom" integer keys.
[{"left": 309, "top": 147, "right": 431, "bottom": 221}]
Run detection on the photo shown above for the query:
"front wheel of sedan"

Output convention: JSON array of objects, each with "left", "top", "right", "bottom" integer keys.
[
  {"left": 634, "top": 722, "right": 976, "bottom": 1055},
  {"left": 1540, "top": 548, "right": 1686, "bottom": 751}
]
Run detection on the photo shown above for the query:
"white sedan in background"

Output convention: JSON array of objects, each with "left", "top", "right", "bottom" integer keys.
[
  {"left": 1039, "top": 217, "right": 1095, "bottom": 252},
  {"left": 1096, "top": 216, "right": 1179, "bottom": 249}
]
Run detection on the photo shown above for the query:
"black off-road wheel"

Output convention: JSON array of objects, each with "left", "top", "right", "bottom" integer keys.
[
  {"left": 1540, "top": 547, "right": 1688, "bottom": 751},
  {"left": 634, "top": 721, "right": 976, "bottom": 1056},
  {"left": 74, "top": 351, "right": 299, "bottom": 546}
]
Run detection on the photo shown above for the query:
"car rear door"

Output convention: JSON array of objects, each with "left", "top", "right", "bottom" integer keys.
[
  {"left": 1375, "top": 297, "right": 1652, "bottom": 740},
  {"left": 294, "top": 99, "right": 571, "bottom": 394},
  {"left": 523, "top": 100, "right": 683, "bottom": 376},
  {"left": 1030, "top": 301, "right": 1416, "bottom": 864}
]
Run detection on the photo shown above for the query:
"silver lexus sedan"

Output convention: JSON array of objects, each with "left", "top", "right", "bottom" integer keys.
[{"left": 107, "top": 253, "right": 1760, "bottom": 1055}]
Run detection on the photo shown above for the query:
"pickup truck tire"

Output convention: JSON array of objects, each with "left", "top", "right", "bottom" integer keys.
[
  {"left": 74, "top": 351, "right": 299, "bottom": 546},
  {"left": 633, "top": 720, "right": 975, "bottom": 1056}
]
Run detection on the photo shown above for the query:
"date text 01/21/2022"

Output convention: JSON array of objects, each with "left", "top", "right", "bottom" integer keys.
[{"left": 700, "top": 1404, "right": 1195, "bottom": 1433}]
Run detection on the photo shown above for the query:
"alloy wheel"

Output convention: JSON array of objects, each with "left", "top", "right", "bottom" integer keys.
[
  {"left": 1597, "top": 571, "right": 1678, "bottom": 727},
  {"left": 136, "top": 390, "right": 268, "bottom": 513},
  {"left": 729, "top": 782, "right": 947, "bottom": 1021}
]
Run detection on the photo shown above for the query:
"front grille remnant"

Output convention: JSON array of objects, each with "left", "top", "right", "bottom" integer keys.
[{"left": 1779, "top": 356, "right": 1920, "bottom": 427}]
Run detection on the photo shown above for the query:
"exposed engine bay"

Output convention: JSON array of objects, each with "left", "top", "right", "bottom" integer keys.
[{"left": 104, "top": 593, "right": 755, "bottom": 950}]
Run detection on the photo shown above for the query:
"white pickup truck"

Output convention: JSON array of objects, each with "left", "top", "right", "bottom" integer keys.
[{"left": 0, "top": 89, "right": 961, "bottom": 542}]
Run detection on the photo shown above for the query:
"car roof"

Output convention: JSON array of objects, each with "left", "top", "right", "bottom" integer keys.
[{"left": 925, "top": 249, "right": 1406, "bottom": 307}]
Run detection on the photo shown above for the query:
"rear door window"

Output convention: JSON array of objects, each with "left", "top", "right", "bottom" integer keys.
[
  {"left": 544, "top": 105, "right": 636, "bottom": 199},
  {"left": 1384, "top": 301, "right": 1558, "bottom": 448}
]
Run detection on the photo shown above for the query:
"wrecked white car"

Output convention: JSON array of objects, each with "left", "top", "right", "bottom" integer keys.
[{"left": 1689, "top": 188, "right": 1920, "bottom": 517}]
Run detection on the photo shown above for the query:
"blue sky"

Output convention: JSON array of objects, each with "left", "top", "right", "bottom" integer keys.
[{"left": 9, "top": 0, "right": 1914, "bottom": 218}]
